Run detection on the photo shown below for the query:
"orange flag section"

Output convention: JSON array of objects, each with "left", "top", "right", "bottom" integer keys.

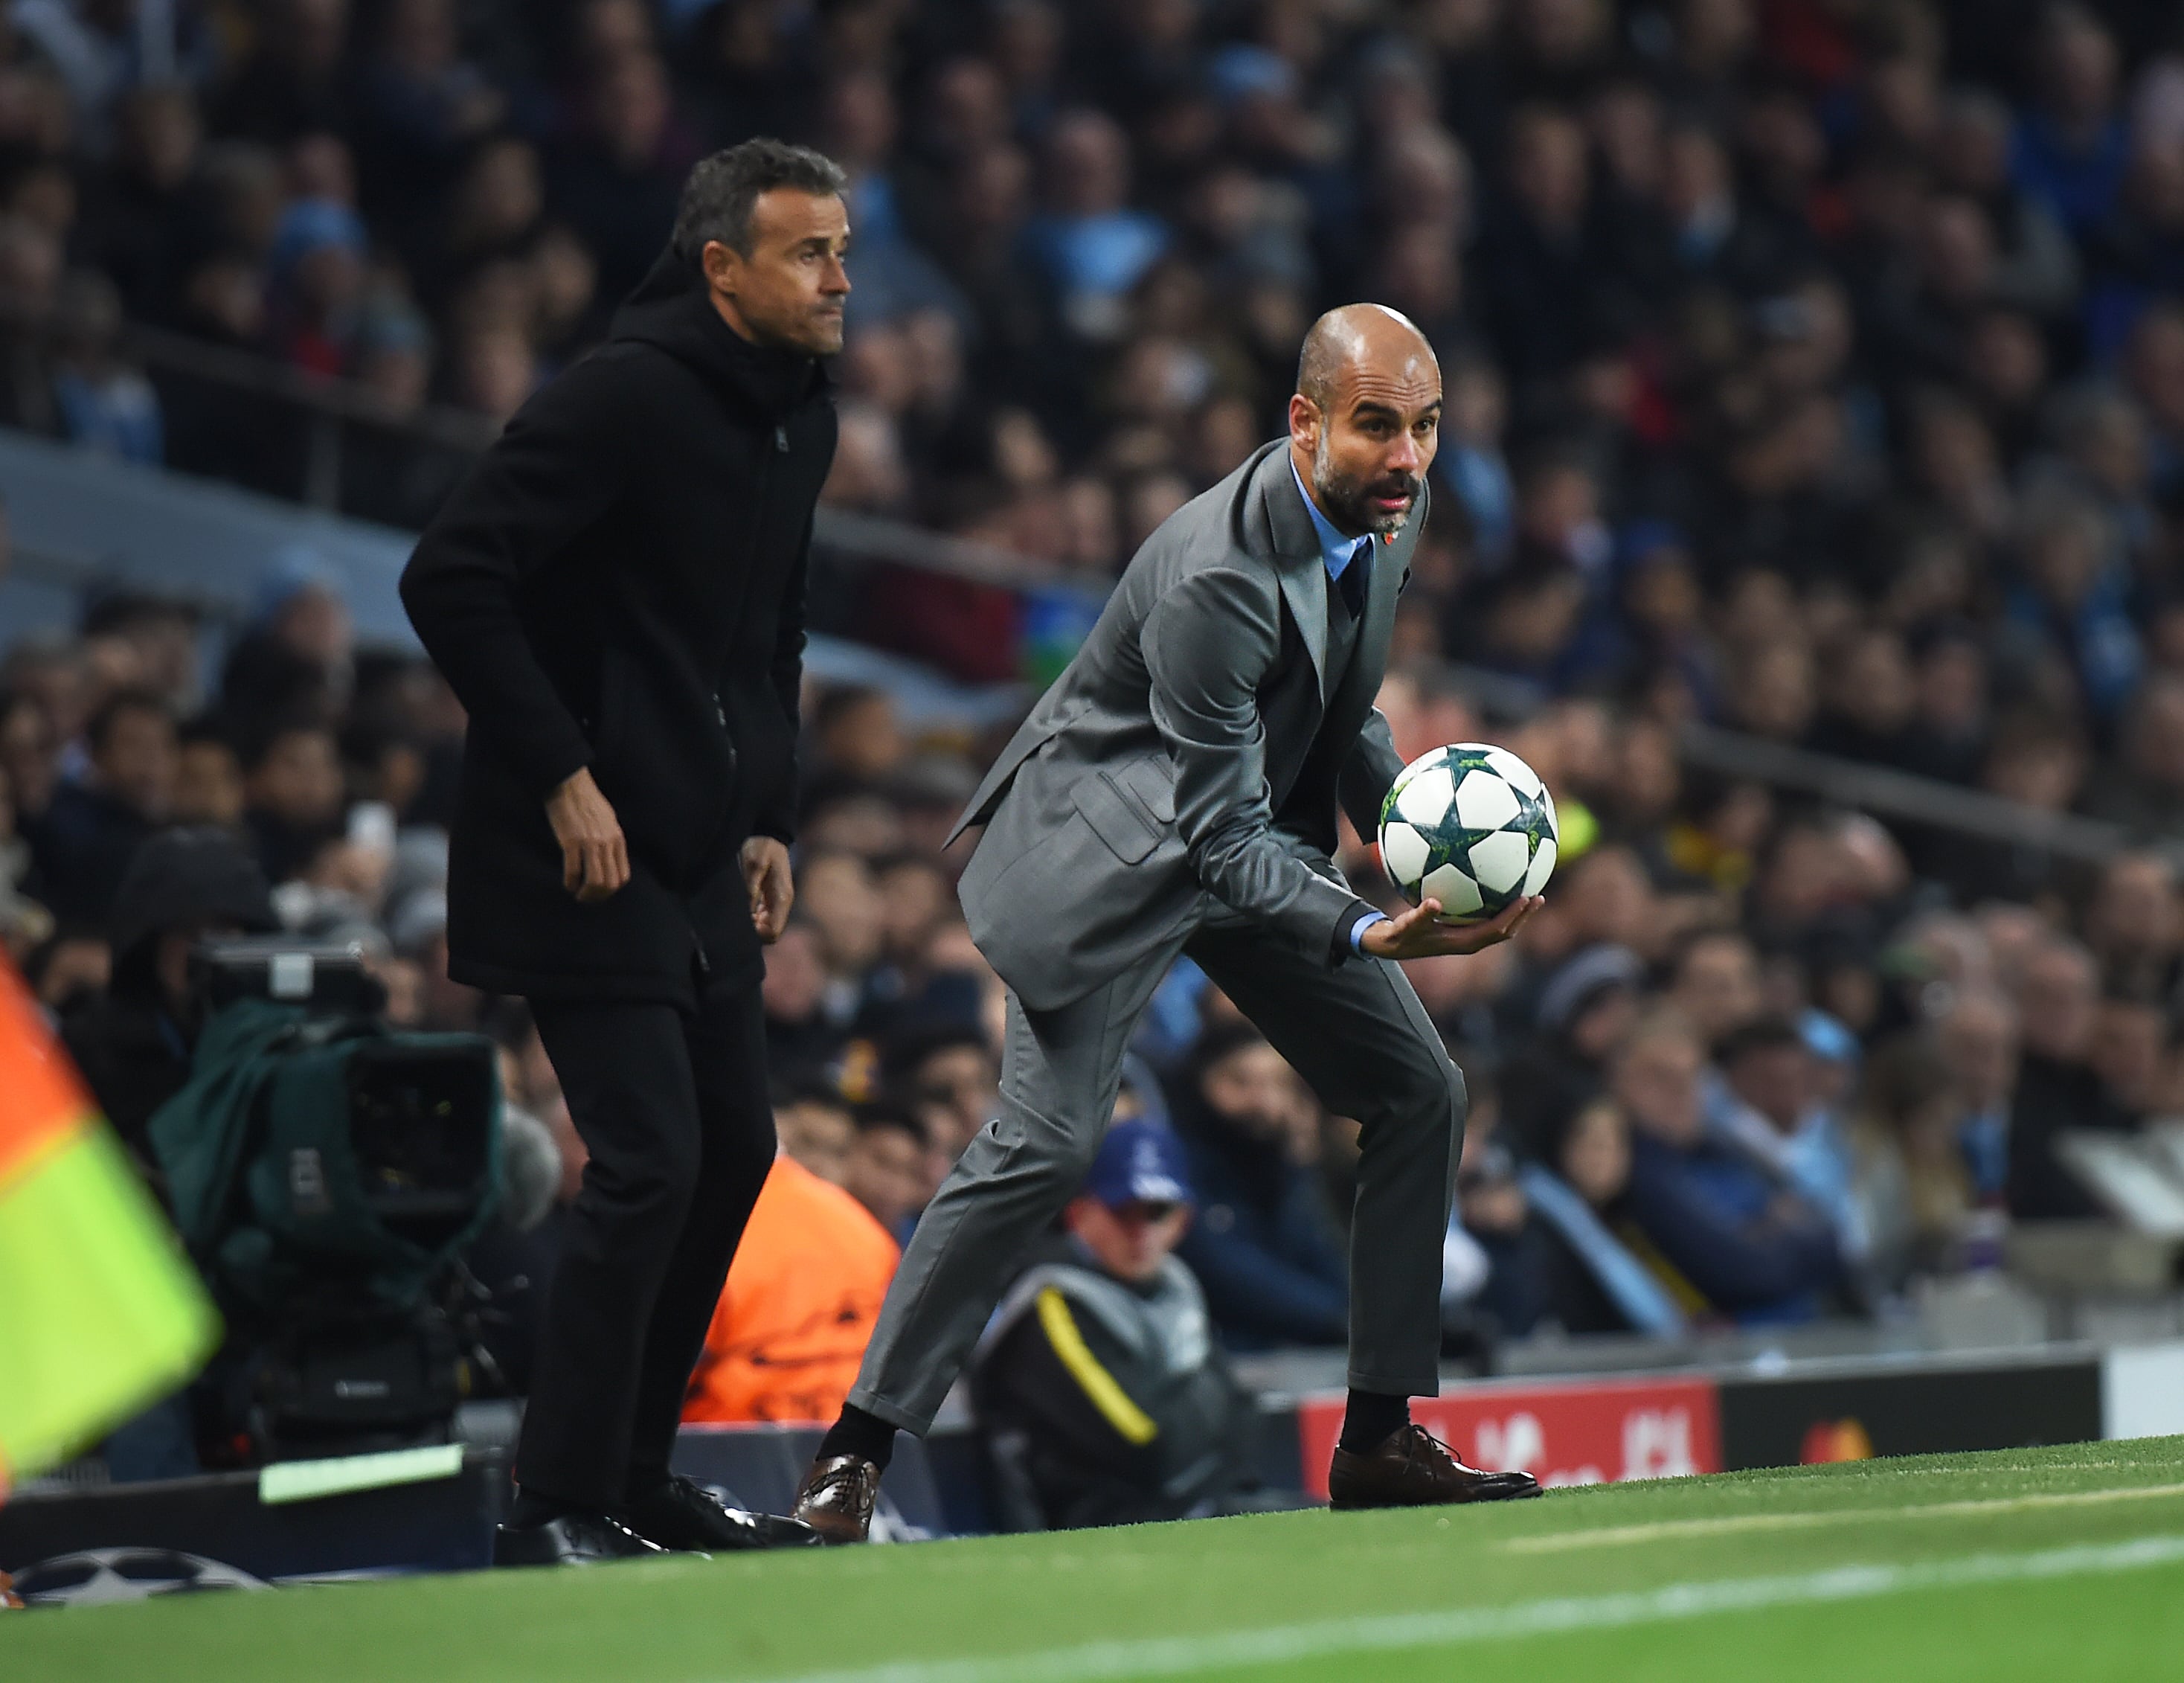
[
  {"left": 0, "top": 961, "right": 94, "bottom": 1190},
  {"left": 682, "top": 1155, "right": 899, "bottom": 1426}
]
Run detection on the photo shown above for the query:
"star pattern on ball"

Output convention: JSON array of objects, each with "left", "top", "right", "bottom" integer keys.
[{"left": 1378, "top": 743, "right": 1561, "bottom": 925}]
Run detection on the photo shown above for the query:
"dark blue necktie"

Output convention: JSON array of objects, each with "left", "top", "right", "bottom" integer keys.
[{"left": 1337, "top": 537, "right": 1373, "bottom": 621}]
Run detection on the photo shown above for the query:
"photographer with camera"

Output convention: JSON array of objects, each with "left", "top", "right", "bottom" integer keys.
[{"left": 61, "top": 828, "right": 278, "bottom": 1188}]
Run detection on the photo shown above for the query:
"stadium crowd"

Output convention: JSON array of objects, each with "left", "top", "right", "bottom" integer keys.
[{"left": 7, "top": 0, "right": 2184, "bottom": 1489}]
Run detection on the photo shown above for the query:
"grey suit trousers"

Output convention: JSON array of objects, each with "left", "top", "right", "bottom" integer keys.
[{"left": 847, "top": 917, "right": 1466, "bottom": 1435}]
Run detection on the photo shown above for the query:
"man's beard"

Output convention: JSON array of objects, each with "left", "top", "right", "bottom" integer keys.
[{"left": 1313, "top": 437, "right": 1420, "bottom": 539}]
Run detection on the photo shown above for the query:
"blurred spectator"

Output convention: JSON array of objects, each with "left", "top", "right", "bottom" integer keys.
[
  {"left": 1171, "top": 1022, "right": 1348, "bottom": 1350},
  {"left": 2006, "top": 937, "right": 2122, "bottom": 1219},
  {"left": 762, "top": 919, "right": 841, "bottom": 1078},
  {"left": 1611, "top": 1011, "right": 1843, "bottom": 1323},
  {"left": 682, "top": 1150, "right": 899, "bottom": 1426},
  {"left": 1714, "top": 1014, "right": 1868, "bottom": 1266},
  {"left": 970, "top": 1118, "right": 1272, "bottom": 1530},
  {"left": 59, "top": 828, "right": 276, "bottom": 1179},
  {"left": 48, "top": 269, "right": 161, "bottom": 461},
  {"left": 1515, "top": 1095, "right": 1688, "bottom": 1336},
  {"left": 842, "top": 1102, "right": 931, "bottom": 1244},
  {"left": 773, "top": 1077, "right": 856, "bottom": 1184},
  {"left": 28, "top": 686, "right": 176, "bottom": 923},
  {"left": 1500, "top": 941, "right": 1642, "bottom": 1154},
  {"left": 241, "top": 720, "right": 344, "bottom": 884},
  {"left": 1024, "top": 109, "right": 1167, "bottom": 342}
]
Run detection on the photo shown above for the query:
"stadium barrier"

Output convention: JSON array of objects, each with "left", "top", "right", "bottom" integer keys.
[
  {"left": 1295, "top": 1374, "right": 1724, "bottom": 1496},
  {"left": 1285, "top": 1341, "right": 2177, "bottom": 1498}
]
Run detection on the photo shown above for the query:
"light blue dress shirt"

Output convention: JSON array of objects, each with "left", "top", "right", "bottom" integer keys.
[
  {"left": 1291, "top": 457, "right": 1373, "bottom": 584},
  {"left": 1288, "top": 459, "right": 1389, "bottom": 957}
]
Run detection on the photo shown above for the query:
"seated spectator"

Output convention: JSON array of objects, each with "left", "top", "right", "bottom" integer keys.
[
  {"left": 682, "top": 1151, "right": 899, "bottom": 1426},
  {"left": 28, "top": 687, "right": 177, "bottom": 924},
  {"left": 1500, "top": 942, "right": 1642, "bottom": 1155},
  {"left": 883, "top": 1017, "right": 1000, "bottom": 1170},
  {"left": 24, "top": 923, "right": 110, "bottom": 1015},
  {"left": 969, "top": 1119, "right": 1272, "bottom": 1530},
  {"left": 173, "top": 715, "right": 246, "bottom": 831},
  {"left": 48, "top": 270, "right": 164, "bottom": 464},
  {"left": 221, "top": 551, "right": 356, "bottom": 728},
  {"left": 2089, "top": 993, "right": 2169, "bottom": 1131},
  {"left": 772, "top": 1077, "right": 856, "bottom": 1184},
  {"left": 0, "top": 757, "right": 48, "bottom": 962},
  {"left": 761, "top": 918, "right": 843, "bottom": 1079},
  {"left": 2006, "top": 937, "right": 2119, "bottom": 1219},
  {"left": 843, "top": 1102, "right": 932, "bottom": 1245},
  {"left": 241, "top": 720, "right": 344, "bottom": 884},
  {"left": 1517, "top": 1097, "right": 1688, "bottom": 1337},
  {"left": 1712, "top": 1014, "right": 1869, "bottom": 1265},
  {"left": 796, "top": 847, "right": 886, "bottom": 1028},
  {"left": 1936, "top": 986, "right": 2020, "bottom": 1205},
  {"left": 1854, "top": 1036, "right": 1974, "bottom": 1285},
  {"left": 1171, "top": 1022, "right": 1348, "bottom": 1350},
  {"left": 1611, "top": 1011, "right": 1843, "bottom": 1323},
  {"left": 1021, "top": 109, "right": 1168, "bottom": 341}
]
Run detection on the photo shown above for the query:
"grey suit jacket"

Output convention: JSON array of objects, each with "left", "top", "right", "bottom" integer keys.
[{"left": 952, "top": 440, "right": 1422, "bottom": 1010}]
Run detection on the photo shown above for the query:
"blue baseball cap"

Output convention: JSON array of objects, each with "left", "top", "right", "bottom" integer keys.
[{"left": 1082, "top": 1121, "right": 1195, "bottom": 1211}]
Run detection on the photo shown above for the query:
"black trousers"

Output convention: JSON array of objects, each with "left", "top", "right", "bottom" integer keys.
[{"left": 516, "top": 978, "right": 775, "bottom": 1509}]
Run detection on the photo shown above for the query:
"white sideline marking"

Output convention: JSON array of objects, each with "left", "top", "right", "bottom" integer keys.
[
  {"left": 733, "top": 1533, "right": 2184, "bottom": 1683},
  {"left": 1504, "top": 1479, "right": 2184, "bottom": 1553}
]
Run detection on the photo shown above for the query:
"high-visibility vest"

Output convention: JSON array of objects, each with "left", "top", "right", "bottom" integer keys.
[{"left": 681, "top": 1154, "right": 899, "bottom": 1426}]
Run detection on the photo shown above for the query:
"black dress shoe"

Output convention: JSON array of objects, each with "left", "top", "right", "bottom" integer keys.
[
  {"left": 1327, "top": 1423, "right": 1544, "bottom": 1510},
  {"left": 493, "top": 1511, "right": 673, "bottom": 1567},
  {"left": 620, "top": 1475, "right": 823, "bottom": 1552}
]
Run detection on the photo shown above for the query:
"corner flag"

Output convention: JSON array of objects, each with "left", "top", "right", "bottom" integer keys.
[{"left": 0, "top": 956, "right": 219, "bottom": 1497}]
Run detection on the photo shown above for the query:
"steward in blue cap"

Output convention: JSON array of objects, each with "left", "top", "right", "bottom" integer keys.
[{"left": 966, "top": 1106, "right": 1303, "bottom": 1531}]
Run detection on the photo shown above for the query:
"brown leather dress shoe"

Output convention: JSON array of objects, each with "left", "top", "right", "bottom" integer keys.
[
  {"left": 1326, "top": 1423, "right": 1544, "bottom": 1510},
  {"left": 793, "top": 1455, "right": 881, "bottom": 1544}
]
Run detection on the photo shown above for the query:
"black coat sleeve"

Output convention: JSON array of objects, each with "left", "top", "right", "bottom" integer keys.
[
  {"left": 399, "top": 351, "right": 637, "bottom": 801},
  {"left": 753, "top": 510, "right": 812, "bottom": 845}
]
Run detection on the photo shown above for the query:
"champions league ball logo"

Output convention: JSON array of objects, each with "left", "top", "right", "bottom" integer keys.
[
  {"left": 5, "top": 1548, "right": 266, "bottom": 1607},
  {"left": 1377, "top": 743, "right": 1560, "bottom": 923}
]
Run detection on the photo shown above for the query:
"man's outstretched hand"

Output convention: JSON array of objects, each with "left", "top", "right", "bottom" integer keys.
[
  {"left": 742, "top": 836, "right": 794, "bottom": 943},
  {"left": 547, "top": 767, "right": 629, "bottom": 902},
  {"left": 1360, "top": 894, "right": 1544, "bottom": 961}
]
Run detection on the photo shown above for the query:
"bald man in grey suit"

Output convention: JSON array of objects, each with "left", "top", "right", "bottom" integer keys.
[{"left": 797, "top": 307, "right": 1544, "bottom": 1539}]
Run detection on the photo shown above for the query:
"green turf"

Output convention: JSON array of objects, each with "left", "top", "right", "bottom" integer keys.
[{"left": 10, "top": 1437, "right": 2184, "bottom": 1682}]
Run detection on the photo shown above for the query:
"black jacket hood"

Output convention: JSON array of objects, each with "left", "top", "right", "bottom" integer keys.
[
  {"left": 108, "top": 827, "right": 278, "bottom": 992},
  {"left": 608, "top": 245, "right": 829, "bottom": 419}
]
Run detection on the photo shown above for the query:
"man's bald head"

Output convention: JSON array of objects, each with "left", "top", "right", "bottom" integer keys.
[
  {"left": 1289, "top": 304, "right": 1442, "bottom": 538},
  {"left": 1296, "top": 304, "right": 1434, "bottom": 409}
]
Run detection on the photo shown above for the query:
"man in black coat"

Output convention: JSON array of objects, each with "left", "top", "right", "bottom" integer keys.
[{"left": 399, "top": 138, "right": 848, "bottom": 1565}]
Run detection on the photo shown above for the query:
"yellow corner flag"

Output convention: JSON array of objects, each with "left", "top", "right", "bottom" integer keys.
[{"left": 0, "top": 955, "right": 219, "bottom": 1498}]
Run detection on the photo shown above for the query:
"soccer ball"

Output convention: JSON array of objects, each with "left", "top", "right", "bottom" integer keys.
[
  {"left": 1377, "top": 743, "right": 1558, "bottom": 923},
  {"left": 4, "top": 1548, "right": 263, "bottom": 1606}
]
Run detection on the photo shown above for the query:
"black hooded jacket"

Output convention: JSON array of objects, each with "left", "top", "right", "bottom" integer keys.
[
  {"left": 401, "top": 248, "right": 836, "bottom": 1004},
  {"left": 62, "top": 829, "right": 278, "bottom": 1179}
]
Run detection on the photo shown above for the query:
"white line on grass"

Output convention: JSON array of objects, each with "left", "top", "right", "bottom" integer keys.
[
  {"left": 729, "top": 1533, "right": 2184, "bottom": 1683},
  {"left": 1504, "top": 1479, "right": 2184, "bottom": 1553}
]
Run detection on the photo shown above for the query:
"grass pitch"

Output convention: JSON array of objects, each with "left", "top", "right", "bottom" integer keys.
[{"left": 10, "top": 1436, "right": 2184, "bottom": 1682}]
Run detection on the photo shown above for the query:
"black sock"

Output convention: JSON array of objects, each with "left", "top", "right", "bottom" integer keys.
[
  {"left": 510, "top": 1485, "right": 579, "bottom": 1527},
  {"left": 1338, "top": 1389, "right": 1410, "bottom": 1453},
  {"left": 818, "top": 1403, "right": 897, "bottom": 1471}
]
